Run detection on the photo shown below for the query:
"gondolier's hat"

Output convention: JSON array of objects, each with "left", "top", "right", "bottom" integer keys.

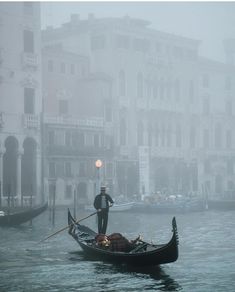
[{"left": 101, "top": 186, "right": 106, "bottom": 191}]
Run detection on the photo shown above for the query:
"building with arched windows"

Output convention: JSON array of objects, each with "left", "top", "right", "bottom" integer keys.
[
  {"left": 0, "top": 3, "right": 43, "bottom": 206},
  {"left": 42, "top": 14, "right": 235, "bottom": 202}
]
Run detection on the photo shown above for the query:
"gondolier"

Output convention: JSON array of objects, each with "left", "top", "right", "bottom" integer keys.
[{"left": 94, "top": 186, "right": 114, "bottom": 234}]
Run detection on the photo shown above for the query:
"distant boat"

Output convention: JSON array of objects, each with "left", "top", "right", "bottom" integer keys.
[
  {"left": 0, "top": 202, "right": 48, "bottom": 227},
  {"left": 85, "top": 202, "right": 134, "bottom": 212},
  {"left": 131, "top": 198, "right": 206, "bottom": 213},
  {"left": 208, "top": 199, "right": 235, "bottom": 211},
  {"left": 67, "top": 209, "right": 179, "bottom": 266}
]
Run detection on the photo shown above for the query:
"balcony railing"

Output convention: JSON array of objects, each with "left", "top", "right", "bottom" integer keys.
[
  {"left": 44, "top": 114, "right": 104, "bottom": 128},
  {"left": 22, "top": 52, "right": 38, "bottom": 68},
  {"left": 46, "top": 145, "right": 106, "bottom": 157},
  {"left": 23, "top": 114, "right": 39, "bottom": 129}
]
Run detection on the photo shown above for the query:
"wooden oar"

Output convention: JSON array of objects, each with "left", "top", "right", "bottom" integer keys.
[{"left": 38, "top": 210, "right": 99, "bottom": 244}]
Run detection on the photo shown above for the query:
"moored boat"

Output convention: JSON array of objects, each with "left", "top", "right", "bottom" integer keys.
[
  {"left": 67, "top": 209, "right": 179, "bottom": 266},
  {"left": 208, "top": 199, "right": 235, "bottom": 210},
  {"left": 0, "top": 202, "right": 48, "bottom": 227}
]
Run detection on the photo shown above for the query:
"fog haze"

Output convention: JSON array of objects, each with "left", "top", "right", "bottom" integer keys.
[{"left": 41, "top": 1, "right": 235, "bottom": 62}]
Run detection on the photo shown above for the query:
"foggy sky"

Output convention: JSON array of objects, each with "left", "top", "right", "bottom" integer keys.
[{"left": 41, "top": 1, "right": 235, "bottom": 63}]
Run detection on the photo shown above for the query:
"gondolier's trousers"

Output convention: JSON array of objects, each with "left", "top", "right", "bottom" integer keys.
[{"left": 97, "top": 209, "right": 109, "bottom": 234}]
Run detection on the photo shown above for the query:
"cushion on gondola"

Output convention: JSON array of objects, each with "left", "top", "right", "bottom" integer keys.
[{"left": 107, "top": 233, "right": 133, "bottom": 252}]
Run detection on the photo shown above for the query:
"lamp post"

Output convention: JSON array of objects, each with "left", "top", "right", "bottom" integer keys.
[{"left": 95, "top": 159, "right": 102, "bottom": 195}]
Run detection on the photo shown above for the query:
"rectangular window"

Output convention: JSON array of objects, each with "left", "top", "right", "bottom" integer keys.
[
  {"left": 79, "top": 162, "right": 86, "bottom": 177},
  {"left": 24, "top": 30, "right": 34, "bottom": 53},
  {"left": 94, "top": 134, "right": 100, "bottom": 147},
  {"left": 203, "top": 98, "right": 210, "bottom": 115},
  {"left": 202, "top": 75, "right": 209, "bottom": 88},
  {"left": 65, "top": 162, "right": 72, "bottom": 177},
  {"left": 104, "top": 105, "right": 112, "bottom": 122},
  {"left": 226, "top": 130, "right": 232, "bottom": 149},
  {"left": 72, "top": 132, "right": 79, "bottom": 147},
  {"left": 225, "top": 76, "right": 231, "bottom": 90},
  {"left": 48, "top": 131, "right": 55, "bottom": 145},
  {"left": 227, "top": 160, "right": 234, "bottom": 175},
  {"left": 59, "top": 100, "right": 68, "bottom": 115},
  {"left": 91, "top": 35, "right": 106, "bottom": 50},
  {"left": 56, "top": 162, "right": 64, "bottom": 177},
  {"left": 65, "top": 131, "right": 71, "bottom": 146},
  {"left": 226, "top": 100, "right": 232, "bottom": 116},
  {"left": 65, "top": 185, "right": 72, "bottom": 199},
  {"left": 48, "top": 60, "right": 53, "bottom": 72},
  {"left": 49, "top": 162, "right": 56, "bottom": 178},
  {"left": 60, "top": 62, "right": 66, "bottom": 74},
  {"left": 70, "top": 64, "right": 75, "bottom": 75},
  {"left": 203, "top": 129, "right": 210, "bottom": 148},
  {"left": 116, "top": 34, "right": 130, "bottom": 49},
  {"left": 24, "top": 88, "right": 35, "bottom": 114},
  {"left": 106, "top": 162, "right": 113, "bottom": 178}
]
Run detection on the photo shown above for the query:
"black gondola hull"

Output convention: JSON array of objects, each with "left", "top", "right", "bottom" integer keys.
[
  {"left": 0, "top": 202, "right": 48, "bottom": 226},
  {"left": 68, "top": 210, "right": 179, "bottom": 266}
]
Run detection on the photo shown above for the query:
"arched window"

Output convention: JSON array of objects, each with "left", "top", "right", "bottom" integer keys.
[
  {"left": 137, "top": 72, "right": 143, "bottom": 98},
  {"left": 119, "top": 70, "right": 126, "bottom": 96}
]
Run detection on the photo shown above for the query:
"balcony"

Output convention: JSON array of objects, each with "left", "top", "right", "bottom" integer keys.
[
  {"left": 22, "top": 52, "right": 38, "bottom": 69},
  {"left": 23, "top": 114, "right": 39, "bottom": 129},
  {"left": 46, "top": 145, "right": 107, "bottom": 158},
  {"left": 44, "top": 115, "right": 104, "bottom": 128}
]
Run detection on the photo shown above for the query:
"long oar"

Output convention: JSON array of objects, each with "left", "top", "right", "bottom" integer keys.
[{"left": 38, "top": 210, "right": 98, "bottom": 244}]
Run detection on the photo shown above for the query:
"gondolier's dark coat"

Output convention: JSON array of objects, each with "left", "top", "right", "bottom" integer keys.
[{"left": 93, "top": 193, "right": 114, "bottom": 211}]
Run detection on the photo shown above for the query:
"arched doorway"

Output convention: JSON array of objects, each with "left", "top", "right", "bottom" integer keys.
[
  {"left": 77, "top": 182, "right": 88, "bottom": 208},
  {"left": 3, "top": 136, "right": 18, "bottom": 197},
  {"left": 22, "top": 138, "right": 37, "bottom": 199}
]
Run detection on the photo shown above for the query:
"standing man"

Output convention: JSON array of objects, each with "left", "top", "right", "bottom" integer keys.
[{"left": 93, "top": 186, "right": 114, "bottom": 234}]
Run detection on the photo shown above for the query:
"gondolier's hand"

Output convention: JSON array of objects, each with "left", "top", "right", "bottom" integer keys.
[
  {"left": 98, "top": 209, "right": 102, "bottom": 212},
  {"left": 109, "top": 203, "right": 113, "bottom": 207}
]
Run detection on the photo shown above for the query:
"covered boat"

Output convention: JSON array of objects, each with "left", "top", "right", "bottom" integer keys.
[
  {"left": 68, "top": 210, "right": 179, "bottom": 266},
  {"left": 0, "top": 202, "right": 48, "bottom": 227}
]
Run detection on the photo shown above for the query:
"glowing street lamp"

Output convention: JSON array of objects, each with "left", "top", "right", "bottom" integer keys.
[
  {"left": 95, "top": 159, "right": 103, "bottom": 195},
  {"left": 95, "top": 159, "right": 103, "bottom": 169}
]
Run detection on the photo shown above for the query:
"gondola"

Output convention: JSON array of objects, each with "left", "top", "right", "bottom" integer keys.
[
  {"left": 67, "top": 209, "right": 179, "bottom": 266},
  {"left": 0, "top": 202, "right": 48, "bottom": 227}
]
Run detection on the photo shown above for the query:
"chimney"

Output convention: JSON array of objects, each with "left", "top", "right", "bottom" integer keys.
[
  {"left": 70, "top": 14, "right": 80, "bottom": 24},
  {"left": 88, "top": 13, "right": 95, "bottom": 21}
]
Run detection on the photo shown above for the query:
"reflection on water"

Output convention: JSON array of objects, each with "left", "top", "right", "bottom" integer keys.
[
  {"left": 69, "top": 250, "right": 182, "bottom": 291},
  {"left": 0, "top": 209, "right": 235, "bottom": 291}
]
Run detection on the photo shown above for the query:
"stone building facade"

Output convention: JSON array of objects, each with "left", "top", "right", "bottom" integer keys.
[
  {"left": 0, "top": 2, "right": 43, "bottom": 206},
  {"left": 42, "top": 46, "right": 115, "bottom": 206},
  {"left": 42, "top": 14, "right": 235, "bottom": 202}
]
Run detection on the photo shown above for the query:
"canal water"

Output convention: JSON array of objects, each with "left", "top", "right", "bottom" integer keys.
[{"left": 0, "top": 208, "right": 235, "bottom": 291}]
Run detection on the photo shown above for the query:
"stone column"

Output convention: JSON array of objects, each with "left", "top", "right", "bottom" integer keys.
[
  {"left": 36, "top": 147, "right": 41, "bottom": 204},
  {"left": 17, "top": 148, "right": 24, "bottom": 206},
  {"left": 0, "top": 148, "right": 5, "bottom": 207}
]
